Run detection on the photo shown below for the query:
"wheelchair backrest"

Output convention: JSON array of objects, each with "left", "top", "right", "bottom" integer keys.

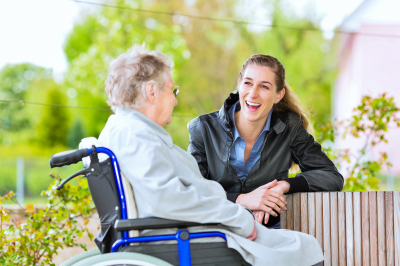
[{"left": 79, "top": 138, "right": 139, "bottom": 253}]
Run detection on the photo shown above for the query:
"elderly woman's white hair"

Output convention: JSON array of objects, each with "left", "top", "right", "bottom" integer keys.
[{"left": 105, "top": 45, "right": 173, "bottom": 111}]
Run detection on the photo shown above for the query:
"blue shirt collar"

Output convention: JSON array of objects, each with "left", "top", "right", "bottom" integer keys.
[{"left": 229, "top": 101, "right": 273, "bottom": 140}]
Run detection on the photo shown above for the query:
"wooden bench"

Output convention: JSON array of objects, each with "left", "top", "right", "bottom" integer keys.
[{"left": 281, "top": 191, "right": 400, "bottom": 266}]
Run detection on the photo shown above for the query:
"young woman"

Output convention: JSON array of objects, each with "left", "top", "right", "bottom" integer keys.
[{"left": 188, "top": 54, "right": 343, "bottom": 228}]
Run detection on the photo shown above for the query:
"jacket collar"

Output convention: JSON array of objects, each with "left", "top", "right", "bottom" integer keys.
[
  {"left": 115, "top": 107, "right": 174, "bottom": 148},
  {"left": 218, "top": 92, "right": 286, "bottom": 134}
]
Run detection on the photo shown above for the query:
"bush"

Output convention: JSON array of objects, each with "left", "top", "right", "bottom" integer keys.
[
  {"left": 0, "top": 177, "right": 95, "bottom": 266},
  {"left": 316, "top": 93, "right": 400, "bottom": 191}
]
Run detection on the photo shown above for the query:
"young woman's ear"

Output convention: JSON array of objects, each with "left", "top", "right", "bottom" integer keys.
[{"left": 275, "top": 89, "right": 285, "bottom": 104}]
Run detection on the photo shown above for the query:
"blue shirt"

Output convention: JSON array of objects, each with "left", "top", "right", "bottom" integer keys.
[{"left": 228, "top": 101, "right": 273, "bottom": 181}]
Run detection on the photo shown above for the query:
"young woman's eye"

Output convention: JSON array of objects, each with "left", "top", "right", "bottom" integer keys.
[
  {"left": 262, "top": 85, "right": 270, "bottom": 90},
  {"left": 244, "top": 81, "right": 252, "bottom": 86}
]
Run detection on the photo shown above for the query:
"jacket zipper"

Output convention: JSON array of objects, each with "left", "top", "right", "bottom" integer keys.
[
  {"left": 227, "top": 131, "right": 244, "bottom": 191},
  {"left": 241, "top": 130, "right": 274, "bottom": 192}
]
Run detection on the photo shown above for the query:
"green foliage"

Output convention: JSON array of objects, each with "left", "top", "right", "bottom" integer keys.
[
  {"left": 0, "top": 64, "right": 53, "bottom": 141},
  {"left": 63, "top": 0, "right": 189, "bottom": 138},
  {"left": 36, "top": 88, "right": 70, "bottom": 147},
  {"left": 0, "top": 177, "right": 95, "bottom": 266},
  {"left": 67, "top": 119, "right": 86, "bottom": 149},
  {"left": 60, "top": 0, "right": 335, "bottom": 147},
  {"left": 0, "top": 157, "right": 17, "bottom": 195},
  {"left": 316, "top": 94, "right": 400, "bottom": 191}
]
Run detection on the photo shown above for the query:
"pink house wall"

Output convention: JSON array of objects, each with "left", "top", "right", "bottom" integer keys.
[{"left": 334, "top": 24, "right": 400, "bottom": 176}]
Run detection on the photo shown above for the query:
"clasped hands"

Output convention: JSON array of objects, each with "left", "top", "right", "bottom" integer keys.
[{"left": 236, "top": 179, "right": 290, "bottom": 224}]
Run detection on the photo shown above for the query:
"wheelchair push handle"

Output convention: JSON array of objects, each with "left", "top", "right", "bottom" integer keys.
[{"left": 49, "top": 149, "right": 89, "bottom": 168}]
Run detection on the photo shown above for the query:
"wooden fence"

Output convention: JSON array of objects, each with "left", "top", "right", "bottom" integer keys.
[{"left": 281, "top": 191, "right": 400, "bottom": 266}]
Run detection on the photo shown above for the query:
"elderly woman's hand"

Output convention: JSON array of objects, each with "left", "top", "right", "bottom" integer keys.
[
  {"left": 253, "top": 210, "right": 269, "bottom": 224},
  {"left": 236, "top": 180, "right": 287, "bottom": 217}
]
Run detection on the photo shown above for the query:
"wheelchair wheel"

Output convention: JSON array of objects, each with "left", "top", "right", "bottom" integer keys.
[
  {"left": 72, "top": 252, "right": 173, "bottom": 266},
  {"left": 60, "top": 249, "right": 101, "bottom": 266}
]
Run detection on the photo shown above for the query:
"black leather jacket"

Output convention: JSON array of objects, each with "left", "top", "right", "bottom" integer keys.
[{"left": 188, "top": 92, "right": 343, "bottom": 205}]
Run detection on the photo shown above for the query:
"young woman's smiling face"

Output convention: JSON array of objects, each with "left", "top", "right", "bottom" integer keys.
[{"left": 238, "top": 64, "right": 285, "bottom": 124}]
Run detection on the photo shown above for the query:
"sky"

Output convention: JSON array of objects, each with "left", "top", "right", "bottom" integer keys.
[{"left": 0, "top": 0, "right": 364, "bottom": 77}]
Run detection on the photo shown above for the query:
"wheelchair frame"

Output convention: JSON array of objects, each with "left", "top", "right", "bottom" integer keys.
[{"left": 50, "top": 146, "right": 245, "bottom": 266}]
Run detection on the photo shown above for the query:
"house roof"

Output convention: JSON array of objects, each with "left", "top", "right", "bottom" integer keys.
[{"left": 340, "top": 0, "right": 400, "bottom": 32}]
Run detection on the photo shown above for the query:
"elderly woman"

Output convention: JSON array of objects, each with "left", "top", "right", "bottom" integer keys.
[
  {"left": 188, "top": 54, "right": 343, "bottom": 228},
  {"left": 97, "top": 46, "right": 323, "bottom": 265}
]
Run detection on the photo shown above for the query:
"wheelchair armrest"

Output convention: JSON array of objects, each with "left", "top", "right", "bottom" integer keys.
[{"left": 114, "top": 217, "right": 220, "bottom": 231}]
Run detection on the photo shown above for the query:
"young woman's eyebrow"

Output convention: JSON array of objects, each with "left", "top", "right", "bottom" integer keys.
[{"left": 244, "top": 77, "right": 272, "bottom": 86}]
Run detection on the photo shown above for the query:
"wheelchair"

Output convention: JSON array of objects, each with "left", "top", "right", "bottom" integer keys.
[{"left": 50, "top": 145, "right": 251, "bottom": 266}]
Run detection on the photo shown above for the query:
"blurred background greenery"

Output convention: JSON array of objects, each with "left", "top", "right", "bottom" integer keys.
[{"left": 1, "top": 0, "right": 398, "bottom": 202}]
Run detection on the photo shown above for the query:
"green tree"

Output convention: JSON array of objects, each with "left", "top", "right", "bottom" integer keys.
[
  {"left": 63, "top": 0, "right": 336, "bottom": 148},
  {"left": 63, "top": 0, "right": 189, "bottom": 138},
  {"left": 0, "top": 178, "right": 95, "bottom": 266},
  {"left": 0, "top": 64, "right": 54, "bottom": 144},
  {"left": 36, "top": 87, "right": 70, "bottom": 147},
  {"left": 67, "top": 119, "right": 86, "bottom": 149}
]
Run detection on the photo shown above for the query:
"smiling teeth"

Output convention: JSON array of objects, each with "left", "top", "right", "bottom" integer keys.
[{"left": 246, "top": 101, "right": 261, "bottom": 107}]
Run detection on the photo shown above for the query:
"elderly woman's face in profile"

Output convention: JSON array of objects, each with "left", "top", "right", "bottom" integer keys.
[
  {"left": 156, "top": 73, "right": 178, "bottom": 127},
  {"left": 237, "top": 64, "right": 284, "bottom": 124}
]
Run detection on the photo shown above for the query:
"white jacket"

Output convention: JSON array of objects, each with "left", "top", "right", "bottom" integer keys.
[{"left": 98, "top": 107, "right": 323, "bottom": 266}]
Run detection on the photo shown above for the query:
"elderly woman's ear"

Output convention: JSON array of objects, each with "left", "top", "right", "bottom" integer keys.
[{"left": 144, "top": 82, "right": 157, "bottom": 104}]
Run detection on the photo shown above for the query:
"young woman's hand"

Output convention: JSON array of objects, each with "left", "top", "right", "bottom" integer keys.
[
  {"left": 269, "top": 180, "right": 290, "bottom": 195},
  {"left": 236, "top": 179, "right": 287, "bottom": 217}
]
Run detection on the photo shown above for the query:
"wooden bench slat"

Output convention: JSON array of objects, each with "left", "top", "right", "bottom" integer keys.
[
  {"left": 338, "top": 192, "right": 347, "bottom": 266},
  {"left": 353, "top": 192, "right": 362, "bottom": 266},
  {"left": 293, "top": 193, "right": 301, "bottom": 232},
  {"left": 393, "top": 191, "right": 400, "bottom": 266},
  {"left": 309, "top": 193, "right": 316, "bottom": 238},
  {"left": 361, "top": 192, "right": 370, "bottom": 266},
  {"left": 316, "top": 193, "right": 323, "bottom": 250},
  {"left": 281, "top": 195, "right": 287, "bottom": 230},
  {"left": 301, "top": 193, "right": 308, "bottom": 234},
  {"left": 281, "top": 191, "right": 399, "bottom": 266},
  {"left": 323, "top": 193, "right": 331, "bottom": 266},
  {"left": 369, "top": 192, "right": 378, "bottom": 266},
  {"left": 386, "top": 192, "right": 394, "bottom": 265},
  {"left": 377, "top": 191, "right": 386, "bottom": 266},
  {"left": 287, "top": 194, "right": 293, "bottom": 230},
  {"left": 346, "top": 192, "right": 354, "bottom": 266},
  {"left": 331, "top": 192, "right": 339, "bottom": 266}
]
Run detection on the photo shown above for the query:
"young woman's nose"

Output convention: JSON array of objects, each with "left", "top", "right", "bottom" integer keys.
[{"left": 248, "top": 85, "right": 258, "bottom": 98}]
